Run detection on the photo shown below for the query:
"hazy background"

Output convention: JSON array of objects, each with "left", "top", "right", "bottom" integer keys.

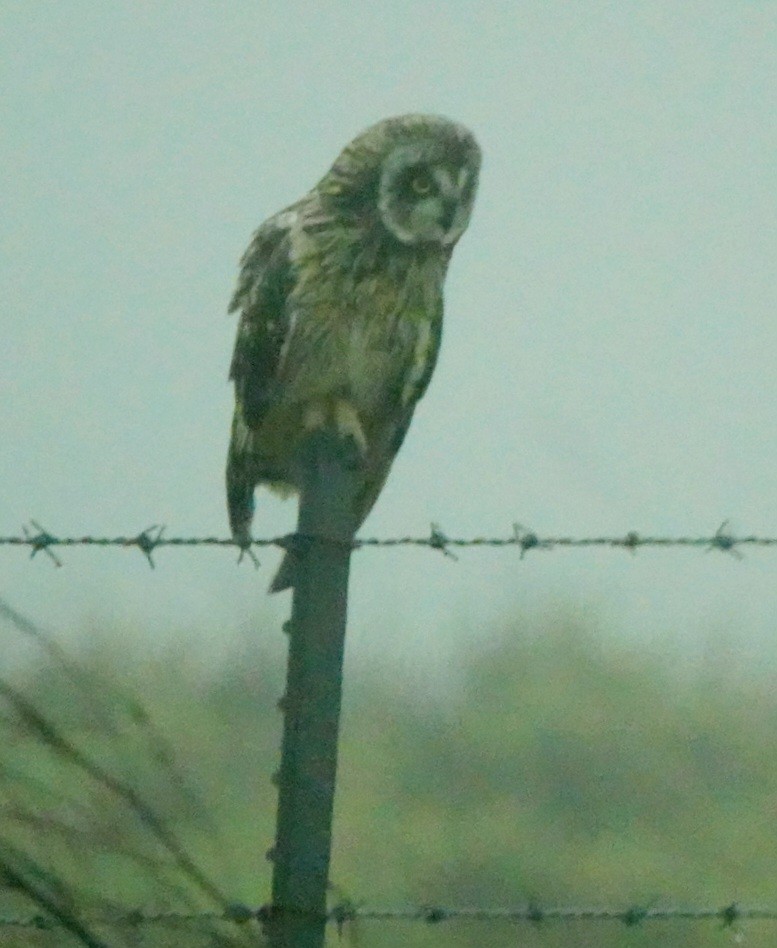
[
  {"left": 5, "top": 614, "right": 777, "bottom": 946},
  {"left": 2, "top": 1, "right": 776, "bottom": 674},
  {"left": 2, "top": 5, "right": 777, "bottom": 944}
]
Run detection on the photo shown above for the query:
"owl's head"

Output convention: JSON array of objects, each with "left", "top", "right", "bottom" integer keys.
[{"left": 319, "top": 114, "right": 481, "bottom": 249}]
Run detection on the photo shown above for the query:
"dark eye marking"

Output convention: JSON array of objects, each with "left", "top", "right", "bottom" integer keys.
[
  {"left": 394, "top": 164, "right": 438, "bottom": 200},
  {"left": 410, "top": 170, "right": 435, "bottom": 195}
]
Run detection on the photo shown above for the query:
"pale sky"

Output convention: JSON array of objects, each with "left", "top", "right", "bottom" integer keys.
[{"left": 2, "top": 1, "right": 776, "bottom": 677}]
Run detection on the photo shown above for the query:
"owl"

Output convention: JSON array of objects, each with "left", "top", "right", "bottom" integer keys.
[{"left": 226, "top": 113, "right": 481, "bottom": 591}]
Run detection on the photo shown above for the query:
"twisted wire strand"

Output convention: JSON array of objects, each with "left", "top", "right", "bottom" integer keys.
[
  {"left": 0, "top": 520, "right": 772, "bottom": 567},
  {"left": 0, "top": 900, "right": 771, "bottom": 931}
]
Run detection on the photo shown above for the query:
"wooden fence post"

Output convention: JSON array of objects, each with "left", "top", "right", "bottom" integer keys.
[{"left": 267, "top": 429, "right": 364, "bottom": 947}]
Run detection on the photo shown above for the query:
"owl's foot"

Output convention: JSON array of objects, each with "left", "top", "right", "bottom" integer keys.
[
  {"left": 333, "top": 399, "right": 368, "bottom": 454},
  {"left": 226, "top": 465, "right": 260, "bottom": 567},
  {"left": 237, "top": 545, "right": 260, "bottom": 568},
  {"left": 232, "top": 526, "right": 260, "bottom": 568},
  {"left": 302, "top": 399, "right": 368, "bottom": 455}
]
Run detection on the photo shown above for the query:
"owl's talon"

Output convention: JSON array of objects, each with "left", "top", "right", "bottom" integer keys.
[
  {"left": 235, "top": 535, "right": 260, "bottom": 568},
  {"left": 239, "top": 546, "right": 260, "bottom": 568},
  {"left": 333, "top": 400, "right": 368, "bottom": 455},
  {"left": 302, "top": 399, "right": 368, "bottom": 459}
]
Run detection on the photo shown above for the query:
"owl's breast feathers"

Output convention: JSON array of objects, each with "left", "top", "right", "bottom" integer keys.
[{"left": 229, "top": 203, "right": 445, "bottom": 470}]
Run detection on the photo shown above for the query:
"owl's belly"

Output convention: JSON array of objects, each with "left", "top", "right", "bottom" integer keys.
[
  {"left": 345, "top": 320, "right": 414, "bottom": 416},
  {"left": 347, "top": 346, "right": 395, "bottom": 413}
]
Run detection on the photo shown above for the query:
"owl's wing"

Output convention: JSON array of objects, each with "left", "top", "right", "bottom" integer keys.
[
  {"left": 386, "top": 302, "right": 445, "bottom": 470},
  {"left": 228, "top": 206, "right": 300, "bottom": 429},
  {"left": 351, "top": 310, "right": 443, "bottom": 533}
]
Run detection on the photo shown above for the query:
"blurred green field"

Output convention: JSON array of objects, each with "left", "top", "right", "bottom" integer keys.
[{"left": 1, "top": 607, "right": 776, "bottom": 946}]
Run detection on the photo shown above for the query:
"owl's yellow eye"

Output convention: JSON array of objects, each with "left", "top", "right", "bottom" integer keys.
[{"left": 410, "top": 172, "right": 434, "bottom": 195}]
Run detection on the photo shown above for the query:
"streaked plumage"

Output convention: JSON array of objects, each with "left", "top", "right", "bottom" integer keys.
[{"left": 226, "top": 114, "right": 481, "bottom": 590}]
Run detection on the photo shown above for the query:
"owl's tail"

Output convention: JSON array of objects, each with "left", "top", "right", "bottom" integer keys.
[
  {"left": 226, "top": 453, "right": 255, "bottom": 552},
  {"left": 269, "top": 549, "right": 297, "bottom": 593}
]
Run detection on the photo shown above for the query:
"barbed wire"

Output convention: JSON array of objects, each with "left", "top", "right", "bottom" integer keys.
[
  {"left": 0, "top": 900, "right": 772, "bottom": 932},
  {"left": 0, "top": 519, "right": 772, "bottom": 567}
]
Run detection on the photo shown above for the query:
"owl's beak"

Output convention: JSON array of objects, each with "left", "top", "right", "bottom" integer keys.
[{"left": 439, "top": 200, "right": 458, "bottom": 233}]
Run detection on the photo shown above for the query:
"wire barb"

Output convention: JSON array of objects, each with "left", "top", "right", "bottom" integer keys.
[
  {"left": 223, "top": 902, "right": 255, "bottom": 924},
  {"left": 720, "top": 902, "right": 741, "bottom": 927},
  {"left": 330, "top": 899, "right": 357, "bottom": 936},
  {"left": 513, "top": 523, "right": 545, "bottom": 557},
  {"left": 622, "top": 530, "right": 641, "bottom": 553},
  {"left": 128, "top": 525, "right": 165, "bottom": 568},
  {"left": 622, "top": 904, "right": 648, "bottom": 926},
  {"left": 21, "top": 521, "right": 62, "bottom": 567},
  {"left": 708, "top": 520, "right": 743, "bottom": 559},
  {"left": 428, "top": 523, "right": 458, "bottom": 560}
]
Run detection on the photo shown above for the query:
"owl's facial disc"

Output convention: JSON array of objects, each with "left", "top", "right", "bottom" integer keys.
[{"left": 378, "top": 146, "right": 476, "bottom": 247}]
